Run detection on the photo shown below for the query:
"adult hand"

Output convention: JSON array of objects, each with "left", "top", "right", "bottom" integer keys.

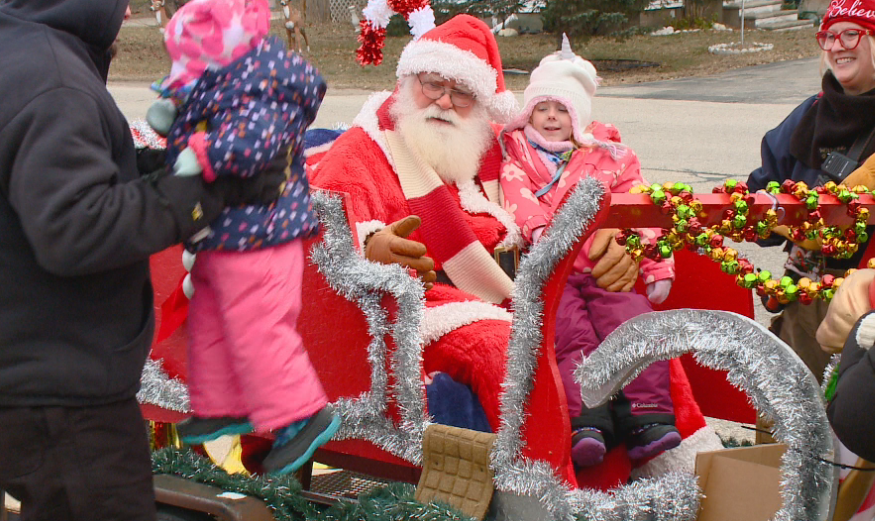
[
  {"left": 816, "top": 269, "right": 875, "bottom": 353},
  {"left": 215, "top": 146, "right": 291, "bottom": 207},
  {"left": 365, "top": 215, "right": 437, "bottom": 289},
  {"left": 646, "top": 279, "right": 672, "bottom": 305},
  {"left": 588, "top": 228, "right": 638, "bottom": 292}
]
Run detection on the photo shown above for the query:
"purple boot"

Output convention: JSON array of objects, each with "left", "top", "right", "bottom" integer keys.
[
  {"left": 571, "top": 427, "right": 607, "bottom": 468},
  {"left": 626, "top": 423, "right": 681, "bottom": 461}
]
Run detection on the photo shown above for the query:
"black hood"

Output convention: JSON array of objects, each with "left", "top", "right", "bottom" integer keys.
[{"left": 1, "top": 0, "right": 128, "bottom": 51}]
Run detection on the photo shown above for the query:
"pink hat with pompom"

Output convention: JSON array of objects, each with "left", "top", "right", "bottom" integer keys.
[{"left": 161, "top": 0, "right": 271, "bottom": 91}]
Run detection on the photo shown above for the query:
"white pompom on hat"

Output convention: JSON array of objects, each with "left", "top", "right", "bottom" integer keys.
[
  {"left": 504, "top": 34, "right": 600, "bottom": 144},
  {"left": 395, "top": 14, "right": 519, "bottom": 123}
]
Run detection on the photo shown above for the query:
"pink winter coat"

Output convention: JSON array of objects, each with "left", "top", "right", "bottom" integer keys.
[{"left": 500, "top": 123, "right": 675, "bottom": 284}]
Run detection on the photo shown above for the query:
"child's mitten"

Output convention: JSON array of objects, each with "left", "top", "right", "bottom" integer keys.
[
  {"left": 843, "top": 153, "right": 875, "bottom": 189},
  {"left": 146, "top": 99, "right": 178, "bottom": 137},
  {"left": 646, "top": 279, "right": 672, "bottom": 305},
  {"left": 173, "top": 147, "right": 203, "bottom": 177}
]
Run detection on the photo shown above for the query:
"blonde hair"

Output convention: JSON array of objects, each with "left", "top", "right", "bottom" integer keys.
[{"left": 819, "top": 34, "right": 875, "bottom": 86}]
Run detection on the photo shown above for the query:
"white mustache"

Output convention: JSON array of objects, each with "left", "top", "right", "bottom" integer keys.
[{"left": 420, "top": 105, "right": 460, "bottom": 126}]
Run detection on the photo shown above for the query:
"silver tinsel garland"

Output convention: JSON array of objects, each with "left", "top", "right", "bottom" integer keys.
[
  {"left": 309, "top": 191, "right": 431, "bottom": 464},
  {"left": 138, "top": 358, "right": 191, "bottom": 413},
  {"left": 491, "top": 177, "right": 702, "bottom": 521},
  {"left": 576, "top": 310, "right": 837, "bottom": 521}
]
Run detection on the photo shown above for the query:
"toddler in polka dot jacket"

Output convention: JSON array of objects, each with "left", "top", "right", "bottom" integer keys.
[{"left": 146, "top": 0, "right": 339, "bottom": 476}]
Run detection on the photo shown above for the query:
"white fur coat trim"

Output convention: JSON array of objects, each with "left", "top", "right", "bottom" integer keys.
[
  {"left": 421, "top": 300, "right": 512, "bottom": 345},
  {"left": 354, "top": 220, "right": 387, "bottom": 253},
  {"left": 352, "top": 90, "right": 395, "bottom": 170},
  {"left": 456, "top": 179, "right": 522, "bottom": 250},
  {"left": 856, "top": 314, "right": 875, "bottom": 349}
]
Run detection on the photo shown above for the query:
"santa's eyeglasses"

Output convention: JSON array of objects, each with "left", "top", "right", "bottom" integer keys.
[
  {"left": 816, "top": 29, "right": 874, "bottom": 50},
  {"left": 417, "top": 75, "right": 476, "bottom": 108}
]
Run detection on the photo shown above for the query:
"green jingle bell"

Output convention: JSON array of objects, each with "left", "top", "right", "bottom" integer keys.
[
  {"left": 675, "top": 219, "right": 689, "bottom": 233},
  {"left": 756, "top": 221, "right": 770, "bottom": 235},
  {"left": 676, "top": 205, "right": 693, "bottom": 220},
  {"left": 743, "top": 273, "right": 758, "bottom": 289},
  {"left": 721, "top": 260, "right": 739, "bottom": 275},
  {"left": 725, "top": 179, "right": 738, "bottom": 191},
  {"left": 766, "top": 181, "right": 781, "bottom": 193},
  {"left": 651, "top": 190, "right": 667, "bottom": 205},
  {"left": 784, "top": 284, "right": 799, "bottom": 300},
  {"left": 734, "top": 200, "right": 749, "bottom": 215},
  {"left": 733, "top": 215, "right": 747, "bottom": 229},
  {"left": 758, "top": 270, "right": 772, "bottom": 283},
  {"left": 805, "top": 196, "right": 819, "bottom": 210},
  {"left": 780, "top": 276, "right": 794, "bottom": 288},
  {"left": 861, "top": 232, "right": 870, "bottom": 243},
  {"left": 659, "top": 244, "right": 673, "bottom": 258},
  {"left": 822, "top": 288, "right": 835, "bottom": 300}
]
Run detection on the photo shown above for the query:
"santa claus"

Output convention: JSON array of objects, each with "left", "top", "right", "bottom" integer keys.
[{"left": 309, "top": 14, "right": 640, "bottom": 434}]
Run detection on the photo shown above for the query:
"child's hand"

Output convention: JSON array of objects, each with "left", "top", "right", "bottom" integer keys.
[
  {"left": 646, "top": 279, "right": 672, "bottom": 305},
  {"left": 173, "top": 147, "right": 203, "bottom": 177},
  {"left": 146, "top": 99, "right": 177, "bottom": 137},
  {"left": 531, "top": 226, "right": 545, "bottom": 245}
]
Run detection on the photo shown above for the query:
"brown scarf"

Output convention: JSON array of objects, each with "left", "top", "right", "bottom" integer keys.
[{"left": 789, "top": 72, "right": 875, "bottom": 170}]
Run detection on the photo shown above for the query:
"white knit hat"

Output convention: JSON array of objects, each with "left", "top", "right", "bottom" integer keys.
[{"left": 505, "top": 34, "right": 599, "bottom": 143}]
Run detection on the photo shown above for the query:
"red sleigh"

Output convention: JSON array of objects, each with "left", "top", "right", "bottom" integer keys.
[{"left": 144, "top": 182, "right": 758, "bottom": 492}]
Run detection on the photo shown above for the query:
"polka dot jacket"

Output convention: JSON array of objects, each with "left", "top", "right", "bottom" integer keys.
[{"left": 164, "top": 37, "right": 326, "bottom": 253}]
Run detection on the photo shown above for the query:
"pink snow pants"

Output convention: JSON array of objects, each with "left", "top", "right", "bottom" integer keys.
[{"left": 186, "top": 239, "right": 327, "bottom": 431}]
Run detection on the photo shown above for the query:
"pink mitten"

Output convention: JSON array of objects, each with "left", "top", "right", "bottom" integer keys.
[{"left": 646, "top": 279, "right": 672, "bottom": 305}]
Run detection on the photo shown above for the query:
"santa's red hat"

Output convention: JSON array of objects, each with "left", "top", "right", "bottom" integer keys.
[
  {"left": 395, "top": 14, "right": 519, "bottom": 123},
  {"left": 821, "top": 0, "right": 875, "bottom": 32}
]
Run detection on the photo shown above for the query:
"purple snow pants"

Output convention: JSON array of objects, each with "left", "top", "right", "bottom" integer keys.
[{"left": 555, "top": 273, "right": 674, "bottom": 437}]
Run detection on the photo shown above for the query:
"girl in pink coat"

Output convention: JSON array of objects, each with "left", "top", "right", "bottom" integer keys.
[{"left": 500, "top": 38, "right": 680, "bottom": 468}]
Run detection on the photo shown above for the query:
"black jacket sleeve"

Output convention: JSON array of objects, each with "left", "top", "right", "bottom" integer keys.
[
  {"left": 828, "top": 310, "right": 875, "bottom": 462},
  {"left": 6, "top": 87, "right": 223, "bottom": 276}
]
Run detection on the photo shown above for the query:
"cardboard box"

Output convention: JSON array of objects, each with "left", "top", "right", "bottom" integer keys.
[{"left": 695, "top": 444, "right": 787, "bottom": 521}]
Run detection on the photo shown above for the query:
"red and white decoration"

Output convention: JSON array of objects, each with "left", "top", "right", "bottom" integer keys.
[{"left": 356, "top": 0, "right": 435, "bottom": 65}]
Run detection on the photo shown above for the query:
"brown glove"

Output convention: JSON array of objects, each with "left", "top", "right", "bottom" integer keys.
[
  {"left": 365, "top": 215, "right": 437, "bottom": 290},
  {"left": 842, "top": 153, "right": 875, "bottom": 190},
  {"left": 816, "top": 269, "right": 875, "bottom": 353},
  {"left": 588, "top": 228, "right": 638, "bottom": 292}
]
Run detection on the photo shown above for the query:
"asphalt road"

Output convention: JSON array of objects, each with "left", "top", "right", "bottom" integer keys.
[{"left": 109, "top": 57, "right": 825, "bottom": 331}]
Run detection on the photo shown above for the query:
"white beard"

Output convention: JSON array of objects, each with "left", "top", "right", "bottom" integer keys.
[{"left": 390, "top": 85, "right": 494, "bottom": 185}]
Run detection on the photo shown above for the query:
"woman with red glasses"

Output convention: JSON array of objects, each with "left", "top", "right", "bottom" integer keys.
[{"left": 745, "top": 0, "right": 875, "bottom": 400}]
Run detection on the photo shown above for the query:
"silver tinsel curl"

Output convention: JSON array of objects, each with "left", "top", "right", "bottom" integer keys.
[
  {"left": 491, "top": 177, "right": 703, "bottom": 521},
  {"left": 821, "top": 353, "right": 841, "bottom": 395},
  {"left": 138, "top": 358, "right": 190, "bottom": 413},
  {"left": 309, "top": 191, "right": 430, "bottom": 464},
  {"left": 576, "top": 310, "right": 836, "bottom": 521}
]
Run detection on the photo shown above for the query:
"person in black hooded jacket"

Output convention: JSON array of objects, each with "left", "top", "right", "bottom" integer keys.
[{"left": 0, "top": 1, "right": 286, "bottom": 519}]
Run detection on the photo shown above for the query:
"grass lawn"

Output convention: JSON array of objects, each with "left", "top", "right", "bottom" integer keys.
[{"left": 111, "top": 13, "right": 821, "bottom": 91}]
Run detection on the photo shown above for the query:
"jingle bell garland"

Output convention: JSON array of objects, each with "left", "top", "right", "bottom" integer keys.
[{"left": 618, "top": 179, "right": 875, "bottom": 304}]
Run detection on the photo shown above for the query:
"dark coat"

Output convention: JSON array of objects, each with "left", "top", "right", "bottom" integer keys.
[
  {"left": 828, "top": 310, "right": 875, "bottom": 462},
  {"left": 747, "top": 95, "right": 872, "bottom": 270},
  {"left": 0, "top": 0, "right": 203, "bottom": 406}
]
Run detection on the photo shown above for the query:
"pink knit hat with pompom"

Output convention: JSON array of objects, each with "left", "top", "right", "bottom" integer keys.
[{"left": 161, "top": 0, "right": 271, "bottom": 91}]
